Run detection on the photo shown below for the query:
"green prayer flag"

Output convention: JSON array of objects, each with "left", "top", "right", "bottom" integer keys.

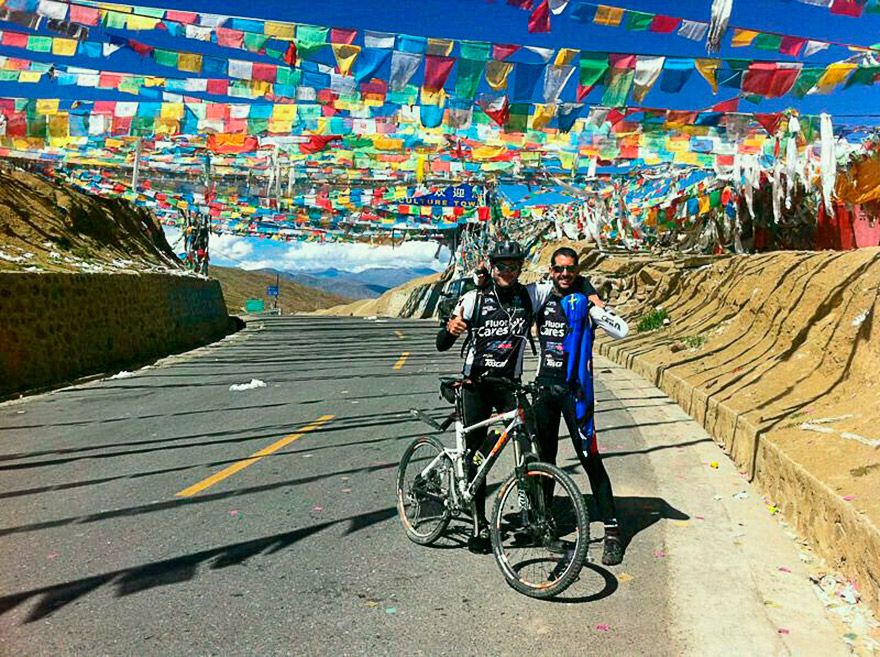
[
  {"left": 601, "top": 69, "right": 634, "bottom": 107},
  {"left": 459, "top": 41, "right": 491, "bottom": 61},
  {"left": 131, "top": 116, "right": 155, "bottom": 136},
  {"left": 753, "top": 33, "right": 783, "bottom": 51},
  {"left": 579, "top": 54, "right": 609, "bottom": 89},
  {"left": 154, "top": 49, "right": 179, "bottom": 68},
  {"left": 26, "top": 115, "right": 47, "bottom": 138},
  {"left": 845, "top": 66, "right": 880, "bottom": 88},
  {"left": 244, "top": 32, "right": 269, "bottom": 53},
  {"left": 0, "top": 71, "right": 18, "bottom": 82},
  {"left": 27, "top": 36, "right": 52, "bottom": 53},
  {"left": 247, "top": 117, "right": 269, "bottom": 135},
  {"left": 506, "top": 102, "right": 529, "bottom": 133},
  {"left": 454, "top": 58, "right": 485, "bottom": 100},
  {"left": 791, "top": 68, "right": 823, "bottom": 98},
  {"left": 296, "top": 25, "right": 328, "bottom": 59},
  {"left": 625, "top": 10, "right": 653, "bottom": 31},
  {"left": 105, "top": 12, "right": 128, "bottom": 29}
]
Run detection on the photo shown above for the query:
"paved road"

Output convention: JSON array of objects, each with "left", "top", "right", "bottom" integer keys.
[{"left": 0, "top": 317, "right": 850, "bottom": 656}]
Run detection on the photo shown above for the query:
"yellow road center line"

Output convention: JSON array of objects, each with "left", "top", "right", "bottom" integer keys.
[
  {"left": 175, "top": 414, "right": 334, "bottom": 498},
  {"left": 392, "top": 352, "right": 410, "bottom": 370},
  {"left": 394, "top": 330, "right": 405, "bottom": 339}
]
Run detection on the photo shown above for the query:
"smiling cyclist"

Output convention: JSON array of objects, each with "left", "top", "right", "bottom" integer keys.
[{"left": 436, "top": 239, "right": 539, "bottom": 554}]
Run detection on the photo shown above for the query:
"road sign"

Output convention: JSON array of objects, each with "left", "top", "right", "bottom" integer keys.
[
  {"left": 245, "top": 299, "right": 265, "bottom": 313},
  {"left": 267, "top": 286, "right": 279, "bottom": 297},
  {"left": 401, "top": 184, "right": 477, "bottom": 208}
]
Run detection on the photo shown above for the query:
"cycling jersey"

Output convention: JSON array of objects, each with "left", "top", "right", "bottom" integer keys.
[
  {"left": 534, "top": 277, "right": 598, "bottom": 384},
  {"left": 451, "top": 284, "right": 540, "bottom": 379}
]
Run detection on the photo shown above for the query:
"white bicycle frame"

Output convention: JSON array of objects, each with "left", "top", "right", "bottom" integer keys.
[{"left": 418, "top": 406, "right": 529, "bottom": 511}]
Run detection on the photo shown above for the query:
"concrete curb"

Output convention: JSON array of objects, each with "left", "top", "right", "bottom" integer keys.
[{"left": 596, "top": 337, "right": 880, "bottom": 616}]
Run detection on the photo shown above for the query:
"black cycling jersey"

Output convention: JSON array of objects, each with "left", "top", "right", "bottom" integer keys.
[{"left": 534, "top": 277, "right": 598, "bottom": 384}]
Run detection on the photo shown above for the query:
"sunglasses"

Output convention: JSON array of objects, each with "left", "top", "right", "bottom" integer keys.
[
  {"left": 551, "top": 264, "right": 578, "bottom": 273},
  {"left": 493, "top": 262, "right": 521, "bottom": 273}
]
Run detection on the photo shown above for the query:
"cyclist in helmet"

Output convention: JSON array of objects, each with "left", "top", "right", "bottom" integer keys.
[
  {"left": 531, "top": 246, "right": 625, "bottom": 565},
  {"left": 436, "top": 239, "right": 540, "bottom": 553}
]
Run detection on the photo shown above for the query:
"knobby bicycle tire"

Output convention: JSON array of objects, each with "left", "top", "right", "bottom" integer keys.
[
  {"left": 396, "top": 435, "right": 453, "bottom": 545},
  {"left": 489, "top": 461, "right": 590, "bottom": 599}
]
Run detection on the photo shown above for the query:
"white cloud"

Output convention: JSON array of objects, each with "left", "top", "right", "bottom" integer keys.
[{"left": 162, "top": 225, "right": 449, "bottom": 273}]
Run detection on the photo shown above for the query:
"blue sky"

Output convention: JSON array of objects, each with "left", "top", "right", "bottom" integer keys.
[{"left": 3, "top": 0, "right": 880, "bottom": 270}]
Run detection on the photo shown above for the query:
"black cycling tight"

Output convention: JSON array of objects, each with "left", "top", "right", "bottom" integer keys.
[{"left": 531, "top": 384, "right": 618, "bottom": 524}]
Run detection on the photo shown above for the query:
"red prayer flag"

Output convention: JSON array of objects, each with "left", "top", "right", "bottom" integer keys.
[
  {"left": 166, "top": 11, "right": 198, "bottom": 24},
  {"left": 742, "top": 62, "right": 800, "bottom": 98},
  {"left": 710, "top": 98, "right": 739, "bottom": 112},
  {"left": 755, "top": 113, "right": 784, "bottom": 135},
  {"left": 127, "top": 40, "right": 154, "bottom": 57},
  {"left": 528, "top": 0, "right": 551, "bottom": 33},
  {"left": 283, "top": 42, "right": 297, "bottom": 66},
  {"left": 608, "top": 54, "right": 637, "bottom": 69},
  {"left": 206, "top": 79, "right": 229, "bottom": 95},
  {"left": 649, "top": 15, "right": 681, "bottom": 33},
  {"left": 423, "top": 55, "right": 456, "bottom": 91},
  {"left": 2, "top": 32, "right": 29, "bottom": 48},
  {"left": 493, "top": 43, "right": 520, "bottom": 60},
  {"left": 330, "top": 28, "right": 358, "bottom": 45},
  {"left": 299, "top": 135, "right": 342, "bottom": 154},
  {"left": 70, "top": 6, "right": 101, "bottom": 26},
  {"left": 252, "top": 62, "right": 277, "bottom": 83},
  {"left": 507, "top": 0, "right": 534, "bottom": 9},
  {"left": 779, "top": 36, "right": 806, "bottom": 57},
  {"left": 830, "top": 0, "right": 865, "bottom": 16},
  {"left": 479, "top": 96, "right": 510, "bottom": 126}
]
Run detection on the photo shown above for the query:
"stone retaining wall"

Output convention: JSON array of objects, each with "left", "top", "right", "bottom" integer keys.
[{"left": 0, "top": 272, "right": 238, "bottom": 398}]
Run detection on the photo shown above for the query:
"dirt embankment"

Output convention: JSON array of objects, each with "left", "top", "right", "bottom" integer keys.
[
  {"left": 0, "top": 165, "right": 179, "bottom": 273},
  {"left": 588, "top": 246, "right": 880, "bottom": 614}
]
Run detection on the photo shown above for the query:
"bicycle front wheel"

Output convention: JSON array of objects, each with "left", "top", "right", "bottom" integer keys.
[
  {"left": 490, "top": 461, "right": 590, "bottom": 598},
  {"left": 396, "top": 436, "right": 453, "bottom": 545}
]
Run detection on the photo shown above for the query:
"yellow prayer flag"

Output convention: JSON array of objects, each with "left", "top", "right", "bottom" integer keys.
[
  {"left": 695, "top": 59, "right": 720, "bottom": 94},
  {"left": 48, "top": 113, "right": 68, "bottom": 137},
  {"left": 698, "top": 194, "right": 711, "bottom": 215},
  {"left": 594, "top": 5, "right": 624, "bottom": 26},
  {"left": 52, "top": 38, "right": 78, "bottom": 56},
  {"left": 530, "top": 104, "right": 556, "bottom": 130},
  {"left": 154, "top": 118, "right": 179, "bottom": 136},
  {"left": 331, "top": 44, "right": 361, "bottom": 77},
  {"left": 177, "top": 53, "right": 202, "bottom": 73},
  {"left": 416, "top": 153, "right": 426, "bottom": 182},
  {"left": 127, "top": 15, "right": 160, "bottom": 30},
  {"left": 472, "top": 145, "right": 507, "bottom": 160},
  {"left": 144, "top": 76, "right": 165, "bottom": 88},
  {"left": 485, "top": 60, "right": 514, "bottom": 90},
  {"left": 264, "top": 21, "right": 295, "bottom": 40},
  {"left": 814, "top": 63, "right": 857, "bottom": 94},
  {"left": 272, "top": 104, "right": 298, "bottom": 121},
  {"left": 427, "top": 38, "right": 454, "bottom": 56},
  {"left": 18, "top": 71, "right": 42, "bottom": 83},
  {"left": 730, "top": 29, "right": 759, "bottom": 48},
  {"left": 160, "top": 103, "right": 184, "bottom": 120},
  {"left": 36, "top": 99, "right": 60, "bottom": 115},
  {"left": 554, "top": 48, "right": 579, "bottom": 67},
  {"left": 268, "top": 118, "right": 293, "bottom": 134}
]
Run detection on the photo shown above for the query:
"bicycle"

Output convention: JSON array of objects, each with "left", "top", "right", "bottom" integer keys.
[{"left": 396, "top": 376, "right": 590, "bottom": 598}]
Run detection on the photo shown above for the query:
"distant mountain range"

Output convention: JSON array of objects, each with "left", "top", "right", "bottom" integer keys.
[{"left": 257, "top": 267, "right": 439, "bottom": 300}]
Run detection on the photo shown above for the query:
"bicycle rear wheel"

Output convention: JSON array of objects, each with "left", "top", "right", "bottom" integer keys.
[
  {"left": 490, "top": 461, "right": 590, "bottom": 598},
  {"left": 396, "top": 436, "right": 453, "bottom": 545}
]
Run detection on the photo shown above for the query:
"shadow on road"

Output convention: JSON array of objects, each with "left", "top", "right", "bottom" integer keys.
[{"left": 0, "top": 506, "right": 398, "bottom": 624}]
